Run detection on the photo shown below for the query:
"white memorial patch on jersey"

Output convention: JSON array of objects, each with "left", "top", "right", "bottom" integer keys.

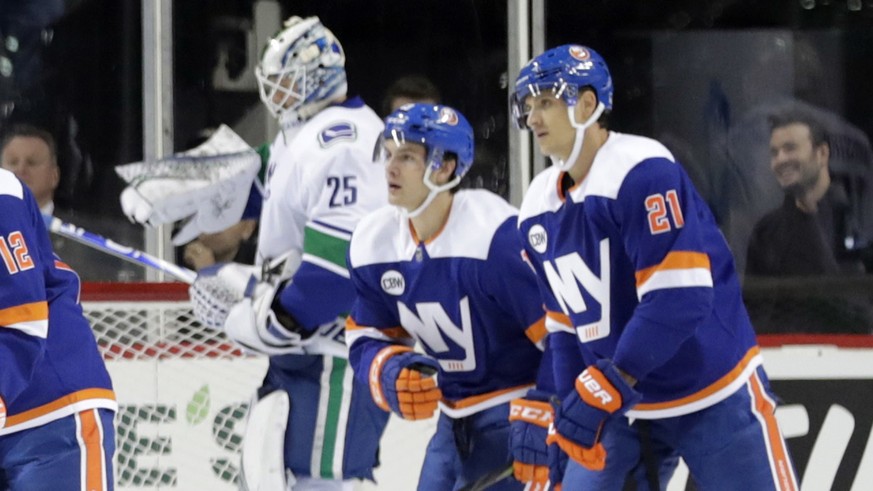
[
  {"left": 318, "top": 121, "right": 357, "bottom": 148},
  {"left": 380, "top": 270, "right": 405, "bottom": 296},
  {"left": 528, "top": 224, "right": 548, "bottom": 253}
]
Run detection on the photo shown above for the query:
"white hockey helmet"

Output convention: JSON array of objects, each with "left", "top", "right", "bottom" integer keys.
[{"left": 255, "top": 16, "right": 348, "bottom": 123}]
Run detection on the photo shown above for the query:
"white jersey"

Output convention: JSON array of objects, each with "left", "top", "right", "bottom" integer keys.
[{"left": 259, "top": 97, "right": 387, "bottom": 266}]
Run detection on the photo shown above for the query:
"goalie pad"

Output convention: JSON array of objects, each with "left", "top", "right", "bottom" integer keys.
[
  {"left": 116, "top": 124, "right": 261, "bottom": 245},
  {"left": 240, "top": 389, "right": 292, "bottom": 491}
]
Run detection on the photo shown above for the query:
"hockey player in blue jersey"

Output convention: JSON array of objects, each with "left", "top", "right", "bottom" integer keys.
[
  {"left": 185, "top": 16, "right": 390, "bottom": 491},
  {"left": 345, "top": 103, "right": 551, "bottom": 490},
  {"left": 510, "top": 45, "right": 799, "bottom": 490},
  {"left": 0, "top": 167, "right": 116, "bottom": 490}
]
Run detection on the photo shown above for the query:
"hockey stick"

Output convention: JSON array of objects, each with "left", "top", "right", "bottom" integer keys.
[
  {"left": 49, "top": 217, "right": 196, "bottom": 284},
  {"left": 458, "top": 463, "right": 514, "bottom": 491}
]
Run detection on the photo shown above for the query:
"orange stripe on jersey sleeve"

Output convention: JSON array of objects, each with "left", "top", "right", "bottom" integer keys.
[
  {"left": 633, "top": 346, "right": 760, "bottom": 412},
  {"left": 525, "top": 316, "right": 547, "bottom": 344},
  {"left": 750, "top": 373, "right": 799, "bottom": 490},
  {"left": 546, "top": 310, "right": 571, "bottom": 327},
  {"left": 79, "top": 409, "right": 107, "bottom": 491},
  {"left": 634, "top": 251, "right": 710, "bottom": 288},
  {"left": 0, "top": 301, "right": 48, "bottom": 326},
  {"left": 5, "top": 388, "right": 116, "bottom": 427},
  {"left": 346, "top": 316, "right": 412, "bottom": 340}
]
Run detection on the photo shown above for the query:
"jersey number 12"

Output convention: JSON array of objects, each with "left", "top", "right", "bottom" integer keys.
[{"left": 0, "top": 231, "right": 35, "bottom": 274}]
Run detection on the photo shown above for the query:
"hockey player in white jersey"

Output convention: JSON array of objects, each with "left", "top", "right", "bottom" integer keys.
[
  {"left": 511, "top": 44, "right": 798, "bottom": 489},
  {"left": 186, "top": 17, "right": 390, "bottom": 491},
  {"left": 345, "top": 103, "right": 553, "bottom": 490}
]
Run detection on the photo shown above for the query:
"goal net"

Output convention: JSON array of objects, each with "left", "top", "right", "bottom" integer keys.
[{"left": 82, "top": 282, "right": 267, "bottom": 490}]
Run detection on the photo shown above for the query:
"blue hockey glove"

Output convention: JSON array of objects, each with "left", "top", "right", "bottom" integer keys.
[
  {"left": 369, "top": 346, "right": 442, "bottom": 420},
  {"left": 552, "top": 359, "right": 641, "bottom": 470},
  {"left": 508, "top": 391, "right": 553, "bottom": 488},
  {"left": 546, "top": 423, "right": 568, "bottom": 490}
]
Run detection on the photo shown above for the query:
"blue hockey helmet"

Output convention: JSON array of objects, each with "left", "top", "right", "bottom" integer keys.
[
  {"left": 379, "top": 103, "right": 475, "bottom": 216},
  {"left": 511, "top": 44, "right": 613, "bottom": 130},
  {"left": 381, "top": 103, "right": 475, "bottom": 183}
]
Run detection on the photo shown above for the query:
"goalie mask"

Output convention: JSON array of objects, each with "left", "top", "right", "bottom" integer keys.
[
  {"left": 377, "top": 103, "right": 474, "bottom": 217},
  {"left": 255, "top": 16, "right": 348, "bottom": 124},
  {"left": 511, "top": 44, "right": 613, "bottom": 170}
]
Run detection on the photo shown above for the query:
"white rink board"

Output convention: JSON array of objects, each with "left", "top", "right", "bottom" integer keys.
[
  {"left": 107, "top": 346, "right": 873, "bottom": 490},
  {"left": 109, "top": 358, "right": 268, "bottom": 490}
]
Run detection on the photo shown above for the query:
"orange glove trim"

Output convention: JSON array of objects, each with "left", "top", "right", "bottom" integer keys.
[
  {"left": 552, "top": 431, "right": 607, "bottom": 471},
  {"left": 368, "top": 345, "right": 413, "bottom": 412},
  {"left": 513, "top": 462, "right": 549, "bottom": 487},
  {"left": 395, "top": 367, "right": 442, "bottom": 420},
  {"left": 509, "top": 398, "right": 553, "bottom": 428},
  {"left": 575, "top": 366, "right": 622, "bottom": 414}
]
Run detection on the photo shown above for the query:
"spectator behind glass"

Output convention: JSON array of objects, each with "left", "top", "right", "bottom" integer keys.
[
  {"left": 379, "top": 74, "right": 441, "bottom": 117},
  {"left": 1, "top": 123, "right": 144, "bottom": 281},
  {"left": 182, "top": 190, "right": 260, "bottom": 271},
  {"left": 0, "top": 124, "right": 59, "bottom": 222},
  {"left": 746, "top": 109, "right": 863, "bottom": 275},
  {"left": 745, "top": 108, "right": 873, "bottom": 333}
]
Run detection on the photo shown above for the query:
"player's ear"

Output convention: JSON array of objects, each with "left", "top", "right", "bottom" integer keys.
[
  {"left": 575, "top": 89, "right": 599, "bottom": 123},
  {"left": 438, "top": 157, "right": 457, "bottom": 185}
]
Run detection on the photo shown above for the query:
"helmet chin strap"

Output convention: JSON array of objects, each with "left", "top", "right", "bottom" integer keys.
[
  {"left": 551, "top": 102, "right": 606, "bottom": 172},
  {"left": 403, "top": 166, "right": 461, "bottom": 219}
]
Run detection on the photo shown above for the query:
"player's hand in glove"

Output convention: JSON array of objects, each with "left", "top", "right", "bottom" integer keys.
[
  {"left": 551, "top": 359, "right": 641, "bottom": 471},
  {"left": 545, "top": 423, "right": 569, "bottom": 490},
  {"left": 508, "top": 391, "right": 553, "bottom": 490},
  {"left": 189, "top": 262, "right": 313, "bottom": 355},
  {"left": 369, "top": 346, "right": 442, "bottom": 420}
]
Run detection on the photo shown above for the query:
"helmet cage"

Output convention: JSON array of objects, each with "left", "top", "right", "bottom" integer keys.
[{"left": 255, "top": 17, "right": 347, "bottom": 123}]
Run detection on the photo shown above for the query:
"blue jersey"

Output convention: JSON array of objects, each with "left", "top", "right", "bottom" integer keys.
[
  {"left": 517, "top": 132, "right": 760, "bottom": 420},
  {"left": 0, "top": 169, "right": 115, "bottom": 435},
  {"left": 347, "top": 190, "right": 547, "bottom": 418}
]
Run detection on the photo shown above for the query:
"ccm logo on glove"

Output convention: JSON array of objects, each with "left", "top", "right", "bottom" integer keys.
[
  {"left": 509, "top": 401, "right": 553, "bottom": 425},
  {"left": 576, "top": 367, "right": 622, "bottom": 413}
]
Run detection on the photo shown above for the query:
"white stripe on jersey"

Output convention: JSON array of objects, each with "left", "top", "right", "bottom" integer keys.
[
  {"left": 637, "top": 267, "right": 713, "bottom": 299},
  {"left": 350, "top": 190, "right": 517, "bottom": 267},
  {"left": 5, "top": 319, "right": 49, "bottom": 338},
  {"left": 0, "top": 168, "right": 24, "bottom": 198},
  {"left": 518, "top": 132, "right": 676, "bottom": 223}
]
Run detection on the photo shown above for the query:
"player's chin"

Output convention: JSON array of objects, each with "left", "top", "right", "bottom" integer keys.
[{"left": 387, "top": 193, "right": 404, "bottom": 207}]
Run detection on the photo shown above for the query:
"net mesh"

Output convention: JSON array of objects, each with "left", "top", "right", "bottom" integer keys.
[{"left": 83, "top": 283, "right": 266, "bottom": 490}]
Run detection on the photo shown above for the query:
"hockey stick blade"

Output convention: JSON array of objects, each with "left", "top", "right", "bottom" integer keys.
[
  {"left": 458, "top": 464, "right": 514, "bottom": 491},
  {"left": 49, "top": 217, "right": 196, "bottom": 283}
]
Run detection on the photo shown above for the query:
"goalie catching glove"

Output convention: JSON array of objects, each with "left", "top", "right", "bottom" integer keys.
[
  {"left": 551, "top": 359, "right": 641, "bottom": 471},
  {"left": 116, "top": 125, "right": 261, "bottom": 245},
  {"left": 190, "top": 262, "right": 314, "bottom": 355},
  {"left": 369, "top": 346, "right": 442, "bottom": 420}
]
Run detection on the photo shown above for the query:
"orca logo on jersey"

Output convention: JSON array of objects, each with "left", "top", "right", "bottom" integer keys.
[
  {"left": 318, "top": 121, "right": 357, "bottom": 148},
  {"left": 381, "top": 270, "right": 405, "bottom": 295},
  {"left": 528, "top": 224, "right": 548, "bottom": 254}
]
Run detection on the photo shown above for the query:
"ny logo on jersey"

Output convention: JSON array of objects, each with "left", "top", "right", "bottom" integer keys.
[
  {"left": 397, "top": 297, "right": 476, "bottom": 372},
  {"left": 542, "top": 238, "right": 611, "bottom": 342}
]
